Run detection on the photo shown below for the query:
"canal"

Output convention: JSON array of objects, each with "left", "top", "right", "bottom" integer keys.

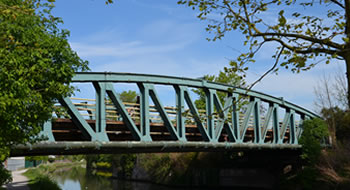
[{"left": 51, "top": 164, "right": 187, "bottom": 190}]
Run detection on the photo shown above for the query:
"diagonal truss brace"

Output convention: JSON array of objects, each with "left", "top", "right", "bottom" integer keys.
[
  {"left": 261, "top": 103, "right": 279, "bottom": 144},
  {"left": 213, "top": 93, "right": 237, "bottom": 142},
  {"left": 279, "top": 109, "right": 296, "bottom": 144},
  {"left": 105, "top": 83, "right": 145, "bottom": 141},
  {"left": 59, "top": 97, "right": 97, "bottom": 141},
  {"left": 181, "top": 87, "right": 211, "bottom": 141},
  {"left": 240, "top": 97, "right": 261, "bottom": 143},
  {"left": 138, "top": 83, "right": 180, "bottom": 141}
]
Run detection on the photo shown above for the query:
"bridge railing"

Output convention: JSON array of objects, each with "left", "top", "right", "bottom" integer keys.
[{"left": 42, "top": 72, "right": 318, "bottom": 146}]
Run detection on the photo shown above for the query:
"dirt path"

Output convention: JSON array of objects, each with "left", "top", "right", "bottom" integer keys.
[{"left": 2, "top": 169, "right": 30, "bottom": 190}]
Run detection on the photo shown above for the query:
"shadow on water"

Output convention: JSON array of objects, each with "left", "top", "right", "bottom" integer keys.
[{"left": 50, "top": 164, "right": 268, "bottom": 190}]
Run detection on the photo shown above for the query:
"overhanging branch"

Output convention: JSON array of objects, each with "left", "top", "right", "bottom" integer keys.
[
  {"left": 329, "top": 0, "right": 345, "bottom": 9},
  {"left": 254, "top": 33, "right": 342, "bottom": 49},
  {"left": 264, "top": 37, "right": 339, "bottom": 55}
]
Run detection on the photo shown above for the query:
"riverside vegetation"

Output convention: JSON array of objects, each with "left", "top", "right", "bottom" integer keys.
[{"left": 23, "top": 161, "right": 83, "bottom": 190}]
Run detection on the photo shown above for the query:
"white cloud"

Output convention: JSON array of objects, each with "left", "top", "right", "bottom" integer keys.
[
  {"left": 93, "top": 55, "right": 228, "bottom": 78},
  {"left": 70, "top": 41, "right": 190, "bottom": 58}
]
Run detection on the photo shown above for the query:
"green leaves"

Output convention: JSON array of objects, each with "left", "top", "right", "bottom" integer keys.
[
  {"left": 0, "top": 0, "right": 88, "bottom": 177},
  {"left": 278, "top": 10, "right": 286, "bottom": 26},
  {"left": 178, "top": 0, "right": 346, "bottom": 86},
  {"left": 299, "top": 118, "right": 329, "bottom": 165}
]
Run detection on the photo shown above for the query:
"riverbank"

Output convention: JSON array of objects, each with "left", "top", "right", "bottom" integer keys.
[{"left": 23, "top": 161, "right": 83, "bottom": 190}]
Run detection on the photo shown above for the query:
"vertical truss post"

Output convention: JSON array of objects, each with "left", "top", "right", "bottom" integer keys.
[
  {"left": 296, "top": 114, "right": 306, "bottom": 140},
  {"left": 205, "top": 89, "right": 215, "bottom": 141},
  {"left": 174, "top": 85, "right": 187, "bottom": 141},
  {"left": 137, "top": 83, "right": 152, "bottom": 141},
  {"left": 253, "top": 98, "right": 262, "bottom": 144},
  {"left": 272, "top": 104, "right": 280, "bottom": 144},
  {"left": 289, "top": 110, "right": 296, "bottom": 144},
  {"left": 93, "top": 82, "right": 109, "bottom": 142},
  {"left": 40, "top": 119, "right": 55, "bottom": 141},
  {"left": 232, "top": 94, "right": 241, "bottom": 143}
]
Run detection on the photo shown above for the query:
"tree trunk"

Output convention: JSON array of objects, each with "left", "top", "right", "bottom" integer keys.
[
  {"left": 345, "top": 57, "right": 350, "bottom": 110},
  {"left": 345, "top": 0, "right": 350, "bottom": 110}
]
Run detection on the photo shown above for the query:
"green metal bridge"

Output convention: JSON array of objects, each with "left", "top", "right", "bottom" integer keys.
[{"left": 11, "top": 72, "right": 318, "bottom": 156}]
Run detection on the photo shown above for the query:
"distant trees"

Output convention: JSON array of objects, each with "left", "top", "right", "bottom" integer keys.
[
  {"left": 314, "top": 71, "right": 350, "bottom": 147},
  {"left": 119, "top": 90, "right": 138, "bottom": 103},
  {"left": 193, "top": 70, "right": 245, "bottom": 109}
]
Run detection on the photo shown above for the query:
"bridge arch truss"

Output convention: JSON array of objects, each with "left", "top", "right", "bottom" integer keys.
[{"left": 12, "top": 72, "right": 318, "bottom": 156}]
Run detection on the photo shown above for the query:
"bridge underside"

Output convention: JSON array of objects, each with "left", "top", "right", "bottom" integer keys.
[{"left": 11, "top": 141, "right": 301, "bottom": 157}]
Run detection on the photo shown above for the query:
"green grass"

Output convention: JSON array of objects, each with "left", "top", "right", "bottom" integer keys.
[{"left": 24, "top": 165, "right": 61, "bottom": 190}]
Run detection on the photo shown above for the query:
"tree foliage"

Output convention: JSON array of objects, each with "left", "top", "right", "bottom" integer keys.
[
  {"left": 0, "top": 0, "right": 88, "bottom": 182},
  {"left": 322, "top": 107, "right": 350, "bottom": 143},
  {"left": 178, "top": 0, "right": 350, "bottom": 106},
  {"left": 193, "top": 70, "right": 244, "bottom": 109},
  {"left": 119, "top": 90, "right": 138, "bottom": 103},
  {"left": 299, "top": 118, "right": 329, "bottom": 165}
]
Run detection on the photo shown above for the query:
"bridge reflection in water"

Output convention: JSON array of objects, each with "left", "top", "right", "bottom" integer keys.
[{"left": 11, "top": 72, "right": 318, "bottom": 156}]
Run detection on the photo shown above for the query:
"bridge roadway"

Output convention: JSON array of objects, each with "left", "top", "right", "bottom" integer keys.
[{"left": 10, "top": 72, "right": 318, "bottom": 156}]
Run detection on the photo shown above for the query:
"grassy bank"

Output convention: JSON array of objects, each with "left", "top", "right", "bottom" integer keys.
[{"left": 23, "top": 162, "right": 82, "bottom": 190}]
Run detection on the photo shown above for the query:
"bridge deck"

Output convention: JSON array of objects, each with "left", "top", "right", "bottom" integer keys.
[{"left": 52, "top": 118, "right": 289, "bottom": 143}]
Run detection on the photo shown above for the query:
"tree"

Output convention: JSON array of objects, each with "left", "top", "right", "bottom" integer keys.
[
  {"left": 193, "top": 70, "right": 245, "bottom": 109},
  {"left": 314, "top": 71, "right": 348, "bottom": 146},
  {"left": 119, "top": 90, "right": 138, "bottom": 103},
  {"left": 0, "top": 0, "right": 88, "bottom": 184},
  {"left": 178, "top": 0, "right": 350, "bottom": 107}
]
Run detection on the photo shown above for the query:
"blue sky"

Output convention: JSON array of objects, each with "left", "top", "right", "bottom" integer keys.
[{"left": 52, "top": 0, "right": 345, "bottom": 112}]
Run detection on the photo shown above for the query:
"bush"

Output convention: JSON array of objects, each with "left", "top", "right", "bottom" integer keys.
[
  {"left": 299, "top": 118, "right": 329, "bottom": 165},
  {"left": 27, "top": 175, "right": 61, "bottom": 190},
  {"left": 0, "top": 164, "right": 11, "bottom": 186}
]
